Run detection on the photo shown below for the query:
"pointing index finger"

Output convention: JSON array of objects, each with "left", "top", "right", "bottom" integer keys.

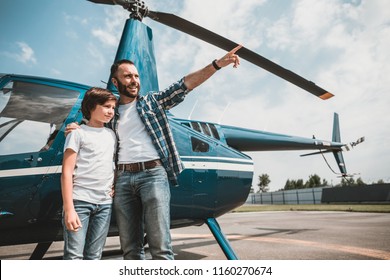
[{"left": 230, "top": 44, "right": 243, "bottom": 54}]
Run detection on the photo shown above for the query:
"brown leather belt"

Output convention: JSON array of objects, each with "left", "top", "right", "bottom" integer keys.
[{"left": 117, "top": 160, "right": 161, "bottom": 173}]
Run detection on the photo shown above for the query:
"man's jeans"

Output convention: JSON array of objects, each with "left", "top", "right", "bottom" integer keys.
[
  {"left": 114, "top": 165, "right": 174, "bottom": 260},
  {"left": 63, "top": 200, "right": 112, "bottom": 260}
]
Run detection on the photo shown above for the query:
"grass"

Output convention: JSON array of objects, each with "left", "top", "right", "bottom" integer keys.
[{"left": 233, "top": 204, "right": 390, "bottom": 213}]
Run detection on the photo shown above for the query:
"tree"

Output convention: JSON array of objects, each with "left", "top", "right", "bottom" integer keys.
[
  {"left": 305, "top": 174, "right": 322, "bottom": 188},
  {"left": 257, "top": 174, "right": 271, "bottom": 193},
  {"left": 284, "top": 179, "right": 294, "bottom": 190},
  {"left": 296, "top": 179, "right": 305, "bottom": 189},
  {"left": 338, "top": 177, "right": 366, "bottom": 187},
  {"left": 356, "top": 177, "right": 366, "bottom": 186},
  {"left": 283, "top": 174, "right": 327, "bottom": 190},
  {"left": 340, "top": 177, "right": 353, "bottom": 186},
  {"left": 284, "top": 179, "right": 304, "bottom": 190}
]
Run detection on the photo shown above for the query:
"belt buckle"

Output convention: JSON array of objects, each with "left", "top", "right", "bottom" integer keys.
[{"left": 140, "top": 162, "right": 145, "bottom": 171}]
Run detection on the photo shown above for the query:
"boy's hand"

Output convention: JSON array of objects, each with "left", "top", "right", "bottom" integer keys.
[{"left": 64, "top": 209, "right": 82, "bottom": 232}]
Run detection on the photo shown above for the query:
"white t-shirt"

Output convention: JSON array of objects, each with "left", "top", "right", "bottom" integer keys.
[
  {"left": 64, "top": 124, "right": 116, "bottom": 204},
  {"left": 117, "top": 101, "right": 160, "bottom": 164}
]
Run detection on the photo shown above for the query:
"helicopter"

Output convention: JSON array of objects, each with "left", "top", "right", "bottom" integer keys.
[{"left": 0, "top": 0, "right": 364, "bottom": 260}]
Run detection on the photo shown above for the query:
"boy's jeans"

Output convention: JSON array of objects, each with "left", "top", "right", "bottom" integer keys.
[{"left": 63, "top": 200, "right": 112, "bottom": 260}]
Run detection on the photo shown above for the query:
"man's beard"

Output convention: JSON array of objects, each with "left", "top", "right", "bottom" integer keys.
[{"left": 117, "top": 79, "right": 139, "bottom": 99}]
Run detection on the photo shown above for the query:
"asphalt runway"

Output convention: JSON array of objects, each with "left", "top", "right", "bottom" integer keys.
[{"left": 1, "top": 211, "right": 390, "bottom": 260}]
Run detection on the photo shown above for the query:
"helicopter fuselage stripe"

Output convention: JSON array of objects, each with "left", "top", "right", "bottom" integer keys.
[
  {"left": 0, "top": 157, "right": 254, "bottom": 178},
  {"left": 181, "top": 156, "right": 253, "bottom": 164},
  {"left": 182, "top": 161, "right": 254, "bottom": 172},
  {"left": 0, "top": 166, "right": 62, "bottom": 178}
]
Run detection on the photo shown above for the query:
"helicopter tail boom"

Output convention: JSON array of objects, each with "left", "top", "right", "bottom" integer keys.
[
  {"left": 217, "top": 112, "right": 354, "bottom": 176},
  {"left": 219, "top": 125, "right": 344, "bottom": 153}
]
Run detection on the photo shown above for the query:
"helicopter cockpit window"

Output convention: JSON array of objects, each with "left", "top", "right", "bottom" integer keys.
[
  {"left": 200, "top": 122, "right": 211, "bottom": 136},
  {"left": 0, "top": 80, "right": 79, "bottom": 155},
  {"left": 189, "top": 121, "right": 221, "bottom": 140},
  {"left": 181, "top": 122, "right": 191, "bottom": 128},
  {"left": 191, "top": 137, "right": 209, "bottom": 153},
  {"left": 191, "top": 122, "right": 202, "bottom": 133},
  {"left": 208, "top": 123, "right": 220, "bottom": 140}
]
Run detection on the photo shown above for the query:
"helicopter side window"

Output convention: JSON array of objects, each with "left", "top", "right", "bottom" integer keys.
[
  {"left": 208, "top": 123, "right": 220, "bottom": 140},
  {"left": 0, "top": 80, "right": 79, "bottom": 155},
  {"left": 190, "top": 122, "right": 202, "bottom": 133},
  {"left": 200, "top": 122, "right": 211, "bottom": 136},
  {"left": 191, "top": 137, "right": 209, "bottom": 153},
  {"left": 181, "top": 122, "right": 191, "bottom": 128}
]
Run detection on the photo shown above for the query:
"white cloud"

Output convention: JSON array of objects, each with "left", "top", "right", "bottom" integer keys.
[
  {"left": 91, "top": 28, "right": 118, "bottom": 47},
  {"left": 91, "top": 7, "right": 128, "bottom": 47},
  {"left": 11, "top": 42, "right": 37, "bottom": 64},
  {"left": 50, "top": 68, "right": 62, "bottom": 76},
  {"left": 162, "top": 0, "right": 390, "bottom": 189},
  {"left": 63, "top": 12, "right": 89, "bottom": 26},
  {"left": 87, "top": 43, "right": 106, "bottom": 67},
  {"left": 293, "top": 0, "right": 340, "bottom": 40}
]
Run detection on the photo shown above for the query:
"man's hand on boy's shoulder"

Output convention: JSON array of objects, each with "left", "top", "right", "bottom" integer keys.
[{"left": 65, "top": 122, "right": 81, "bottom": 137}]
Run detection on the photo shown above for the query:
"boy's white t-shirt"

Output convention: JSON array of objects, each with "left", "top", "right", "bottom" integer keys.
[{"left": 64, "top": 124, "right": 116, "bottom": 204}]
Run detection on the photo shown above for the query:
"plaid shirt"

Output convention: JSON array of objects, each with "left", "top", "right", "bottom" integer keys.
[{"left": 110, "top": 78, "right": 190, "bottom": 186}]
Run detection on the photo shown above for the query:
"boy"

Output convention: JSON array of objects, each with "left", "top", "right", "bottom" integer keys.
[{"left": 61, "top": 87, "right": 117, "bottom": 259}]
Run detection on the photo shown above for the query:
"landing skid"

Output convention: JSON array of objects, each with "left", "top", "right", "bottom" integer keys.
[
  {"left": 29, "top": 241, "right": 53, "bottom": 260},
  {"left": 206, "top": 217, "right": 238, "bottom": 260}
]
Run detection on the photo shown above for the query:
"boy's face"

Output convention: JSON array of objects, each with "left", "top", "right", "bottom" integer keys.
[{"left": 90, "top": 100, "right": 116, "bottom": 125}]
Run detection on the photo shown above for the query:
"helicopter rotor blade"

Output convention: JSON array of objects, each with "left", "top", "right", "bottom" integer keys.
[
  {"left": 87, "top": 0, "right": 115, "bottom": 4},
  {"left": 87, "top": 0, "right": 334, "bottom": 99},
  {"left": 147, "top": 11, "right": 333, "bottom": 100}
]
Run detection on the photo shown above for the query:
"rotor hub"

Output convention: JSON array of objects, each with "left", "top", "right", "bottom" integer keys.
[{"left": 115, "top": 0, "right": 149, "bottom": 20}]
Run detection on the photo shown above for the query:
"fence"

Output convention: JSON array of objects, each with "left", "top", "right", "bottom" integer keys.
[
  {"left": 246, "top": 187, "right": 325, "bottom": 205},
  {"left": 246, "top": 184, "right": 390, "bottom": 205}
]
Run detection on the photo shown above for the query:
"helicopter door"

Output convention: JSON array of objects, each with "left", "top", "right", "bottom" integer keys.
[
  {"left": 0, "top": 79, "right": 80, "bottom": 228},
  {"left": 190, "top": 135, "right": 218, "bottom": 217}
]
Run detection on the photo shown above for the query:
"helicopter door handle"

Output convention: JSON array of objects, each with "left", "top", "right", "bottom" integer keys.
[
  {"left": 24, "top": 155, "right": 34, "bottom": 162},
  {"left": 24, "top": 156, "right": 43, "bottom": 162}
]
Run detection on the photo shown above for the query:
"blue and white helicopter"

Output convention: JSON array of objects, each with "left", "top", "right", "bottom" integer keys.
[{"left": 0, "top": 0, "right": 363, "bottom": 259}]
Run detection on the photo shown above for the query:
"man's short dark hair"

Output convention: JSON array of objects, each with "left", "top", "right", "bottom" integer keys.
[
  {"left": 110, "top": 59, "right": 135, "bottom": 78},
  {"left": 81, "top": 87, "right": 117, "bottom": 120}
]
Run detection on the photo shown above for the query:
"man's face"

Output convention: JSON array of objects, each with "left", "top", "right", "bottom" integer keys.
[{"left": 112, "top": 63, "right": 140, "bottom": 101}]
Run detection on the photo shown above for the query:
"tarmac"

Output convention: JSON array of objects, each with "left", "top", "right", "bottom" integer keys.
[{"left": 1, "top": 210, "right": 390, "bottom": 260}]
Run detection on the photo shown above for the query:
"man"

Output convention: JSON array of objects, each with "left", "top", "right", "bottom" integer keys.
[
  {"left": 112, "top": 45, "right": 242, "bottom": 260},
  {"left": 70, "top": 45, "right": 241, "bottom": 259}
]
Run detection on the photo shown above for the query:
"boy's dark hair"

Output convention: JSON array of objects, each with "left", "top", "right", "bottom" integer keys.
[
  {"left": 81, "top": 87, "right": 117, "bottom": 120},
  {"left": 110, "top": 59, "right": 135, "bottom": 78}
]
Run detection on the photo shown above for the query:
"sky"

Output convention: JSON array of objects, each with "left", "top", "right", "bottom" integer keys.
[{"left": 1, "top": 0, "right": 389, "bottom": 191}]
